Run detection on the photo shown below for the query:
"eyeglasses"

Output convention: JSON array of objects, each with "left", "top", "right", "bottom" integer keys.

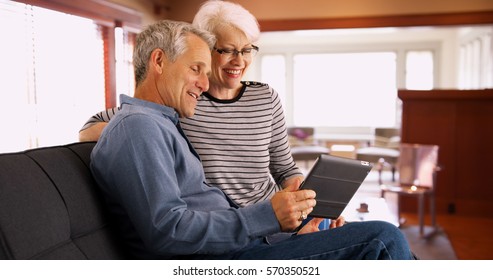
[{"left": 213, "top": 45, "right": 259, "bottom": 60}]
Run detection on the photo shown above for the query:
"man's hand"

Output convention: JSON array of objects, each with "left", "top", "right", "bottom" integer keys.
[{"left": 271, "top": 184, "right": 316, "bottom": 232}]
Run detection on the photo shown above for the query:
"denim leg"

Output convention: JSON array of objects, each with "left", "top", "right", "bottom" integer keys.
[{"left": 227, "top": 221, "right": 413, "bottom": 260}]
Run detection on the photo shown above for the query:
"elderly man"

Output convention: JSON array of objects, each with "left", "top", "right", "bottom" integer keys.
[{"left": 90, "top": 20, "right": 414, "bottom": 260}]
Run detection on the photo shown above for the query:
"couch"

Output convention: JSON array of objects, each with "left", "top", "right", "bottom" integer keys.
[{"left": 0, "top": 142, "right": 130, "bottom": 259}]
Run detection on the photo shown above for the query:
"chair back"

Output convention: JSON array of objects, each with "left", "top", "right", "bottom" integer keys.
[
  {"left": 375, "top": 128, "right": 400, "bottom": 139},
  {"left": 287, "top": 127, "right": 314, "bottom": 140},
  {"left": 288, "top": 127, "right": 316, "bottom": 147},
  {"left": 398, "top": 143, "right": 439, "bottom": 188}
]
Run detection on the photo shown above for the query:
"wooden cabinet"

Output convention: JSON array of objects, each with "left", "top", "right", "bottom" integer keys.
[{"left": 399, "top": 89, "right": 493, "bottom": 217}]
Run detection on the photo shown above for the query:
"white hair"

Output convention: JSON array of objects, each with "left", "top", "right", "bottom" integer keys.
[{"left": 192, "top": 0, "right": 260, "bottom": 42}]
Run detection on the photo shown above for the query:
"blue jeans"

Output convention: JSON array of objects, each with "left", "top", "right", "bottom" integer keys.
[{"left": 201, "top": 221, "right": 414, "bottom": 260}]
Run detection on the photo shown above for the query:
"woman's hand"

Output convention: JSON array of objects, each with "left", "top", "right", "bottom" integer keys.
[
  {"left": 297, "top": 217, "right": 324, "bottom": 234},
  {"left": 330, "top": 216, "right": 345, "bottom": 229},
  {"left": 281, "top": 176, "right": 304, "bottom": 190},
  {"left": 297, "top": 216, "right": 346, "bottom": 234}
]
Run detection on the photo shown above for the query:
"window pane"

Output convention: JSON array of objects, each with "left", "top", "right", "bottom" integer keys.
[
  {"left": 261, "top": 55, "right": 286, "bottom": 106},
  {"left": 0, "top": 2, "right": 105, "bottom": 152},
  {"left": 293, "top": 52, "right": 397, "bottom": 127},
  {"left": 482, "top": 34, "right": 493, "bottom": 87},
  {"left": 480, "top": 34, "right": 493, "bottom": 88},
  {"left": 405, "top": 51, "right": 434, "bottom": 90},
  {"left": 115, "top": 27, "right": 135, "bottom": 104},
  {"left": 0, "top": 1, "right": 34, "bottom": 152}
]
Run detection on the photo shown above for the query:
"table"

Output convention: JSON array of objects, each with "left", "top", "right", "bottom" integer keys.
[{"left": 342, "top": 197, "right": 399, "bottom": 227}]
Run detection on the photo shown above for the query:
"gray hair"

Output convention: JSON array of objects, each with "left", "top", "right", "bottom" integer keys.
[
  {"left": 192, "top": 0, "right": 260, "bottom": 43},
  {"left": 133, "top": 20, "right": 216, "bottom": 86}
]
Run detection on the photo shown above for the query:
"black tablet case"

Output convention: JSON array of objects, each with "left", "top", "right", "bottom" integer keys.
[{"left": 300, "top": 154, "right": 373, "bottom": 219}]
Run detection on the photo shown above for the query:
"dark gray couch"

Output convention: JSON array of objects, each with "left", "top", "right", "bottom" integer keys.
[{"left": 0, "top": 142, "right": 130, "bottom": 259}]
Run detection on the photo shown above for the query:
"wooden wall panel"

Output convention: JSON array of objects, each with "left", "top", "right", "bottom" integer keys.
[{"left": 399, "top": 89, "right": 493, "bottom": 217}]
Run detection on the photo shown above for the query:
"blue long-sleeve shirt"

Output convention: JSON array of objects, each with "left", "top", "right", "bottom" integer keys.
[{"left": 90, "top": 95, "right": 281, "bottom": 259}]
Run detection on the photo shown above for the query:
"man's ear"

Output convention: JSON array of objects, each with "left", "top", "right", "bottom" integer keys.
[{"left": 150, "top": 49, "right": 166, "bottom": 75}]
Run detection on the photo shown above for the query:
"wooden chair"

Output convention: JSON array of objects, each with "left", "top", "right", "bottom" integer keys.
[
  {"left": 290, "top": 145, "right": 330, "bottom": 170},
  {"left": 356, "top": 128, "right": 400, "bottom": 183},
  {"left": 380, "top": 143, "right": 441, "bottom": 238},
  {"left": 287, "top": 127, "right": 329, "bottom": 170},
  {"left": 287, "top": 127, "right": 316, "bottom": 146}
]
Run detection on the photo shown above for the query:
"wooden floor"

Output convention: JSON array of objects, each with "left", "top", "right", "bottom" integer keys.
[
  {"left": 401, "top": 212, "right": 493, "bottom": 260},
  {"left": 352, "top": 169, "right": 493, "bottom": 260},
  {"left": 366, "top": 170, "right": 493, "bottom": 260},
  {"left": 297, "top": 163, "right": 493, "bottom": 260}
]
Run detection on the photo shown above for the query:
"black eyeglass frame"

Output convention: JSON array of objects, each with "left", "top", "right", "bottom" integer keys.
[{"left": 213, "top": 45, "right": 259, "bottom": 57}]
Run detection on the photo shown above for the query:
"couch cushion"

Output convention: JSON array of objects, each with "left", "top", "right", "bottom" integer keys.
[{"left": 0, "top": 142, "right": 129, "bottom": 259}]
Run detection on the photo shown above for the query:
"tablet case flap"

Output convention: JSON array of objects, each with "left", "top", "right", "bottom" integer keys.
[{"left": 300, "top": 154, "right": 372, "bottom": 219}]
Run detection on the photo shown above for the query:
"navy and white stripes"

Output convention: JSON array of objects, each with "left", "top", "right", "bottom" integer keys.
[
  {"left": 180, "top": 82, "right": 301, "bottom": 206},
  {"left": 81, "top": 81, "right": 302, "bottom": 207}
]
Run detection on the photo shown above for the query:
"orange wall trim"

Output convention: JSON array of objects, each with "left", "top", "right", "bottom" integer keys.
[{"left": 259, "top": 10, "right": 493, "bottom": 31}]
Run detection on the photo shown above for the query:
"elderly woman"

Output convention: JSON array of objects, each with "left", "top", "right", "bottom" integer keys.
[
  {"left": 181, "top": 0, "right": 306, "bottom": 206},
  {"left": 79, "top": 1, "right": 336, "bottom": 228}
]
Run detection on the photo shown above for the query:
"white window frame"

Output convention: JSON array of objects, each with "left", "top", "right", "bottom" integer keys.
[{"left": 250, "top": 40, "right": 441, "bottom": 133}]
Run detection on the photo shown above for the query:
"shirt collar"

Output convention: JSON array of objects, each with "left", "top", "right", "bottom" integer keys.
[{"left": 119, "top": 94, "right": 180, "bottom": 125}]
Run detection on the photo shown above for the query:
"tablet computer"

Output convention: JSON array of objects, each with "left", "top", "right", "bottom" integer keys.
[{"left": 299, "top": 154, "right": 373, "bottom": 219}]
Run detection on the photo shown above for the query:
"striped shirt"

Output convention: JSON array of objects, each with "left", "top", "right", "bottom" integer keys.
[{"left": 81, "top": 81, "right": 302, "bottom": 207}]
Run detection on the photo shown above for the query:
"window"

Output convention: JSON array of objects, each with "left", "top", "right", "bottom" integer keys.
[
  {"left": 0, "top": 0, "right": 139, "bottom": 153},
  {"left": 0, "top": 1, "right": 105, "bottom": 152},
  {"left": 254, "top": 28, "right": 458, "bottom": 132},
  {"left": 261, "top": 55, "right": 286, "bottom": 107},
  {"left": 292, "top": 52, "right": 397, "bottom": 127},
  {"left": 115, "top": 27, "right": 135, "bottom": 104},
  {"left": 405, "top": 51, "right": 434, "bottom": 90},
  {"left": 459, "top": 28, "right": 493, "bottom": 89}
]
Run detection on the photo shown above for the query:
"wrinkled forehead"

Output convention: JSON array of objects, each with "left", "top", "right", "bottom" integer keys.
[{"left": 184, "top": 34, "right": 212, "bottom": 66}]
